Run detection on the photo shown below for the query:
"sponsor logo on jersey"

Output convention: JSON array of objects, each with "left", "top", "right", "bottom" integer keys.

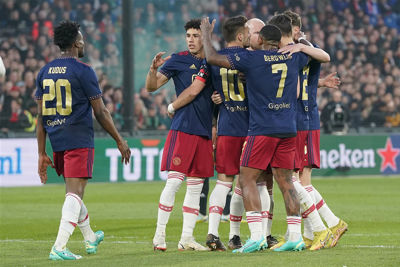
[
  {"left": 46, "top": 118, "right": 66, "bottom": 127},
  {"left": 268, "top": 102, "right": 291, "bottom": 110},
  {"left": 189, "top": 64, "right": 197, "bottom": 70}
]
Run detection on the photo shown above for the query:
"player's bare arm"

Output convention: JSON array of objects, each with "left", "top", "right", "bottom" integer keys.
[
  {"left": 279, "top": 43, "right": 330, "bottom": 63},
  {"left": 36, "top": 99, "right": 54, "bottom": 184},
  {"left": 200, "top": 18, "right": 231, "bottom": 69},
  {"left": 91, "top": 98, "right": 131, "bottom": 164},
  {"left": 319, "top": 72, "right": 341, "bottom": 89},
  {"left": 145, "top": 52, "right": 171, "bottom": 92},
  {"left": 168, "top": 79, "right": 206, "bottom": 117}
]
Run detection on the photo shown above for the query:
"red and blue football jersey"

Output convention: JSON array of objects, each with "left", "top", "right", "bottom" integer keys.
[
  {"left": 208, "top": 47, "right": 249, "bottom": 137},
  {"left": 160, "top": 51, "right": 214, "bottom": 138},
  {"left": 227, "top": 50, "right": 309, "bottom": 136},
  {"left": 35, "top": 58, "right": 102, "bottom": 152}
]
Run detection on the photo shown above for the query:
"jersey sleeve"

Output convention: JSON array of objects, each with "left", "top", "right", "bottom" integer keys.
[
  {"left": 34, "top": 69, "right": 44, "bottom": 100},
  {"left": 80, "top": 67, "right": 102, "bottom": 100},
  {"left": 159, "top": 53, "right": 177, "bottom": 79},
  {"left": 226, "top": 50, "right": 252, "bottom": 72},
  {"left": 195, "top": 59, "right": 210, "bottom": 84}
]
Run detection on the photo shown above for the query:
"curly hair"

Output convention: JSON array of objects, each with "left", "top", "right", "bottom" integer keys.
[
  {"left": 54, "top": 20, "right": 80, "bottom": 50},
  {"left": 184, "top": 19, "right": 201, "bottom": 31}
]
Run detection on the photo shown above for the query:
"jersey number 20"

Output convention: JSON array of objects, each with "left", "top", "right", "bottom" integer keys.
[{"left": 42, "top": 79, "right": 72, "bottom": 116}]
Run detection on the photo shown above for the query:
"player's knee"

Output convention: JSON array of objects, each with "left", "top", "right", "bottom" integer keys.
[{"left": 165, "top": 174, "right": 183, "bottom": 193}]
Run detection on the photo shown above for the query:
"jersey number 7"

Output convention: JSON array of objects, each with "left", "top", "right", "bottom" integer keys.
[{"left": 42, "top": 79, "right": 72, "bottom": 116}]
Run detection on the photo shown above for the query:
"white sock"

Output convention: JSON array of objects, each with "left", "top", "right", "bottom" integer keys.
[
  {"left": 54, "top": 193, "right": 82, "bottom": 250},
  {"left": 293, "top": 179, "right": 326, "bottom": 232},
  {"left": 246, "top": 211, "right": 262, "bottom": 241},
  {"left": 229, "top": 186, "right": 244, "bottom": 239},
  {"left": 208, "top": 180, "right": 232, "bottom": 237},
  {"left": 266, "top": 191, "right": 274, "bottom": 236},
  {"left": 78, "top": 202, "right": 96, "bottom": 242},
  {"left": 156, "top": 171, "right": 184, "bottom": 234},
  {"left": 287, "top": 216, "right": 302, "bottom": 242},
  {"left": 312, "top": 186, "right": 340, "bottom": 228},
  {"left": 303, "top": 217, "right": 314, "bottom": 240},
  {"left": 257, "top": 182, "right": 270, "bottom": 238},
  {"left": 181, "top": 178, "right": 204, "bottom": 239},
  {"left": 304, "top": 185, "right": 316, "bottom": 203}
]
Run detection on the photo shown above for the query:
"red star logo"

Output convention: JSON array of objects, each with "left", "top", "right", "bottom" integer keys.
[{"left": 377, "top": 138, "right": 400, "bottom": 172}]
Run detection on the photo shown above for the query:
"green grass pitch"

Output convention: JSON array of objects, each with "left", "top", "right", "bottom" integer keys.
[{"left": 1, "top": 176, "right": 399, "bottom": 266}]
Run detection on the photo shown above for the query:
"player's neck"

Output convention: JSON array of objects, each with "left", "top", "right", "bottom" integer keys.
[
  {"left": 60, "top": 50, "right": 78, "bottom": 58},
  {"left": 280, "top": 36, "right": 294, "bottom": 47},
  {"left": 226, "top": 41, "right": 243, "bottom": 48}
]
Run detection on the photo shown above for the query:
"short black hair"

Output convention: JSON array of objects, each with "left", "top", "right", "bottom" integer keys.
[
  {"left": 268, "top": 14, "right": 292, "bottom": 37},
  {"left": 283, "top": 10, "right": 302, "bottom": 29},
  {"left": 260, "top": 24, "right": 281, "bottom": 46},
  {"left": 184, "top": 19, "right": 201, "bottom": 31},
  {"left": 222, "top": 15, "right": 248, "bottom": 43},
  {"left": 54, "top": 20, "right": 80, "bottom": 50}
]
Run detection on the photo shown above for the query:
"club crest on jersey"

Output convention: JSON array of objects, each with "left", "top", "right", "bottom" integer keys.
[
  {"left": 189, "top": 64, "right": 197, "bottom": 70},
  {"left": 173, "top": 156, "right": 182, "bottom": 166},
  {"left": 234, "top": 53, "right": 240, "bottom": 61}
]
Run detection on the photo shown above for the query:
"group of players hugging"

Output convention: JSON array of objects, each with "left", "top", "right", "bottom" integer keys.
[{"left": 146, "top": 11, "right": 348, "bottom": 253}]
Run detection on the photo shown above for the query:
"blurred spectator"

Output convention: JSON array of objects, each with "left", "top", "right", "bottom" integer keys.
[{"left": 321, "top": 90, "right": 351, "bottom": 134}]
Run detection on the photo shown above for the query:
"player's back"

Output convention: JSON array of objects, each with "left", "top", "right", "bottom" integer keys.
[
  {"left": 35, "top": 58, "right": 102, "bottom": 152},
  {"left": 228, "top": 49, "right": 309, "bottom": 136},
  {"left": 210, "top": 47, "right": 249, "bottom": 137},
  {"left": 160, "top": 51, "right": 214, "bottom": 138}
]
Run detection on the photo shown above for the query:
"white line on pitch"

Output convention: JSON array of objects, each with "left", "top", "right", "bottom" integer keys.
[{"left": 343, "top": 245, "right": 399, "bottom": 249}]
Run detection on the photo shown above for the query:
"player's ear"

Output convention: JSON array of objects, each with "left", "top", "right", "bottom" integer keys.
[{"left": 237, "top": 32, "right": 243, "bottom": 42}]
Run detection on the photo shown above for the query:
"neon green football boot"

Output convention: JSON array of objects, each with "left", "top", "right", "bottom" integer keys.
[
  {"left": 49, "top": 246, "right": 82, "bottom": 260},
  {"left": 85, "top": 230, "right": 104, "bottom": 254}
]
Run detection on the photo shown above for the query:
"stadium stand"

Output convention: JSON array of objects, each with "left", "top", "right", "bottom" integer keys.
[{"left": 0, "top": 0, "right": 399, "bottom": 135}]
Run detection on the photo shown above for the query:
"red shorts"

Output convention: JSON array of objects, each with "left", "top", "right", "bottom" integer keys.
[
  {"left": 215, "top": 136, "right": 246, "bottom": 176},
  {"left": 53, "top": 148, "right": 94, "bottom": 178},
  {"left": 305, "top": 129, "right": 320, "bottom": 169},
  {"left": 240, "top": 136, "right": 296, "bottom": 170},
  {"left": 161, "top": 130, "right": 214, "bottom": 177},
  {"left": 294, "top": 130, "right": 309, "bottom": 172}
]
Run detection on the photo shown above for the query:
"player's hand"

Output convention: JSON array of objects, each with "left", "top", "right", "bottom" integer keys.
[
  {"left": 321, "top": 72, "right": 341, "bottom": 89},
  {"left": 167, "top": 103, "right": 175, "bottom": 118},
  {"left": 117, "top": 140, "right": 131, "bottom": 165},
  {"left": 211, "top": 91, "right": 222, "bottom": 104},
  {"left": 150, "top": 52, "right": 171, "bottom": 71},
  {"left": 38, "top": 154, "right": 54, "bottom": 184},
  {"left": 278, "top": 43, "right": 304, "bottom": 56},
  {"left": 200, "top": 17, "right": 216, "bottom": 35}
]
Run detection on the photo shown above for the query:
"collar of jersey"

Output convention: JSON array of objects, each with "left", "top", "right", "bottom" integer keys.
[
  {"left": 189, "top": 52, "right": 203, "bottom": 61},
  {"left": 225, "top": 46, "right": 243, "bottom": 50}
]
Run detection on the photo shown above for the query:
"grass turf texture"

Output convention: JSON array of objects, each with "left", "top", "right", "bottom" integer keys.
[{"left": 1, "top": 176, "right": 399, "bottom": 266}]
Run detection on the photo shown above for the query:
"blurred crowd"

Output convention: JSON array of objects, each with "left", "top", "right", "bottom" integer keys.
[{"left": 1, "top": 0, "right": 399, "bottom": 136}]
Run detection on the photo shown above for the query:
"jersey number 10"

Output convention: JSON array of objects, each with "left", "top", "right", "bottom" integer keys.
[
  {"left": 42, "top": 79, "right": 72, "bottom": 116},
  {"left": 220, "top": 68, "right": 245, "bottom": 101}
]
